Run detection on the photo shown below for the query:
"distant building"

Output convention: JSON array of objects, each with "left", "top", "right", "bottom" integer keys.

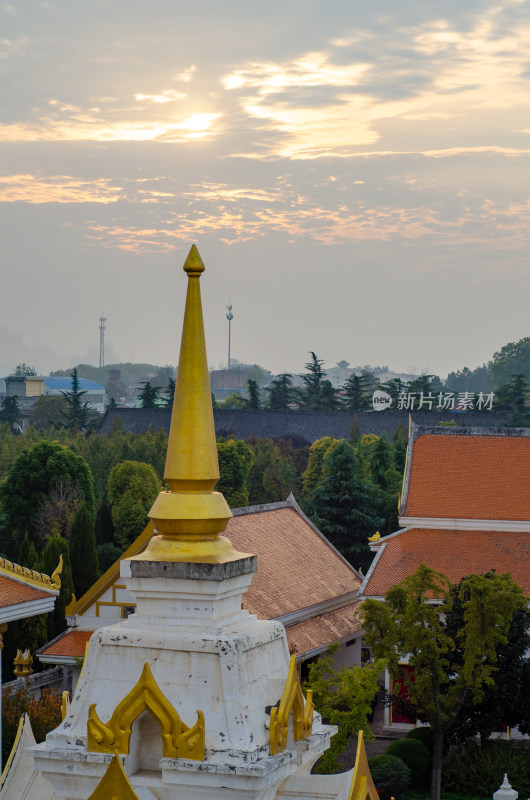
[
  {"left": 325, "top": 362, "right": 354, "bottom": 388},
  {"left": 2, "top": 375, "right": 106, "bottom": 413}
]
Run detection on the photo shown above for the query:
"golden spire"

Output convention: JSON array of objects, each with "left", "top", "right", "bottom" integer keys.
[{"left": 134, "top": 245, "right": 247, "bottom": 564}]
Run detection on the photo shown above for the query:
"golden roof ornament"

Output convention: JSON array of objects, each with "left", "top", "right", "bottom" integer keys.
[
  {"left": 0, "top": 554, "right": 62, "bottom": 592},
  {"left": 13, "top": 649, "right": 33, "bottom": 678},
  {"left": 133, "top": 244, "right": 249, "bottom": 564}
]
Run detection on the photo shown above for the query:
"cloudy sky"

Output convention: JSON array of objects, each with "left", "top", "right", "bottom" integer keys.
[{"left": 1, "top": 0, "right": 529, "bottom": 378}]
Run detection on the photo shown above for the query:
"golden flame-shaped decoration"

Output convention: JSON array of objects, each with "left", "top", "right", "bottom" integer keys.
[
  {"left": 269, "top": 654, "right": 314, "bottom": 756},
  {"left": 368, "top": 531, "right": 381, "bottom": 543},
  {"left": 86, "top": 751, "right": 140, "bottom": 800},
  {"left": 132, "top": 244, "right": 251, "bottom": 565},
  {"left": 87, "top": 662, "right": 205, "bottom": 760},
  {"left": 348, "top": 730, "right": 381, "bottom": 800}
]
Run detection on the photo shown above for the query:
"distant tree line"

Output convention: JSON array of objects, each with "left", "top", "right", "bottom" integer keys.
[{"left": 210, "top": 346, "right": 529, "bottom": 427}]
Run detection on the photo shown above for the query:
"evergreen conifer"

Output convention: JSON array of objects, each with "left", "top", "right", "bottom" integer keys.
[
  {"left": 310, "top": 440, "right": 382, "bottom": 571},
  {"left": 40, "top": 534, "right": 74, "bottom": 639},
  {"left": 69, "top": 502, "right": 99, "bottom": 598}
]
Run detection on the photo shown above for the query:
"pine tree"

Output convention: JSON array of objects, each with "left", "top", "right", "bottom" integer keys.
[
  {"left": 69, "top": 502, "right": 99, "bottom": 598},
  {"left": 300, "top": 352, "right": 326, "bottom": 409},
  {"left": 310, "top": 440, "right": 382, "bottom": 571},
  {"left": 379, "top": 378, "right": 405, "bottom": 409},
  {"left": 495, "top": 374, "right": 529, "bottom": 427},
  {"left": 341, "top": 374, "right": 370, "bottom": 411},
  {"left": 266, "top": 374, "right": 294, "bottom": 410},
  {"left": 245, "top": 379, "right": 261, "bottom": 410},
  {"left": 318, "top": 380, "right": 339, "bottom": 411},
  {"left": 163, "top": 377, "right": 176, "bottom": 408},
  {"left": 61, "top": 368, "right": 90, "bottom": 430},
  {"left": 137, "top": 381, "right": 159, "bottom": 409}
]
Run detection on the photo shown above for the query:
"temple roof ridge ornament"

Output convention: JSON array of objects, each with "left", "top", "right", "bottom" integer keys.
[
  {"left": 132, "top": 244, "right": 251, "bottom": 565},
  {"left": 0, "top": 553, "right": 62, "bottom": 593}
]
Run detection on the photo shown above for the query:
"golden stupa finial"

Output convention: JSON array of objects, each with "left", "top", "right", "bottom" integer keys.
[{"left": 134, "top": 244, "right": 247, "bottom": 564}]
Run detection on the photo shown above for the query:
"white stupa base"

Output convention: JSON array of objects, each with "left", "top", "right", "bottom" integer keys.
[{"left": 32, "top": 557, "right": 335, "bottom": 800}]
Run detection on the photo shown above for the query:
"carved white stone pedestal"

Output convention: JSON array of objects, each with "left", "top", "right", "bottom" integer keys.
[{"left": 32, "top": 556, "right": 333, "bottom": 800}]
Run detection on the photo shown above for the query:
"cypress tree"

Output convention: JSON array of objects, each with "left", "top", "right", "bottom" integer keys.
[
  {"left": 69, "top": 502, "right": 99, "bottom": 598},
  {"left": 40, "top": 534, "right": 74, "bottom": 640}
]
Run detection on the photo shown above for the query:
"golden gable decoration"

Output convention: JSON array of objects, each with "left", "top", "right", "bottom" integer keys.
[
  {"left": 269, "top": 654, "right": 314, "bottom": 755},
  {"left": 87, "top": 662, "right": 205, "bottom": 760},
  {"left": 348, "top": 730, "right": 381, "bottom": 800},
  {"left": 0, "top": 554, "right": 62, "bottom": 592},
  {"left": 87, "top": 751, "right": 140, "bottom": 800}
]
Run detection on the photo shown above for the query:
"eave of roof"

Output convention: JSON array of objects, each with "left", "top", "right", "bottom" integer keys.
[
  {"left": 285, "top": 600, "right": 363, "bottom": 658},
  {"left": 37, "top": 628, "right": 93, "bottom": 662},
  {"left": 361, "top": 527, "right": 530, "bottom": 598}
]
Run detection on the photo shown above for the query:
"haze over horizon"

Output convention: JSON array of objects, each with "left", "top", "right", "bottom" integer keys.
[{"left": 1, "top": 1, "right": 529, "bottom": 379}]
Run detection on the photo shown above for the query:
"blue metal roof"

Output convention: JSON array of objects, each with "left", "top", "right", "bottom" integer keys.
[{"left": 44, "top": 377, "right": 104, "bottom": 391}]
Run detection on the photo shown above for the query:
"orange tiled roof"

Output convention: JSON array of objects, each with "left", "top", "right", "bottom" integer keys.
[
  {"left": 404, "top": 434, "right": 530, "bottom": 520},
  {"left": 363, "top": 529, "right": 530, "bottom": 597},
  {"left": 227, "top": 506, "right": 360, "bottom": 618},
  {"left": 0, "top": 575, "right": 52, "bottom": 608},
  {"left": 39, "top": 629, "right": 93, "bottom": 658},
  {"left": 285, "top": 601, "right": 363, "bottom": 655}
]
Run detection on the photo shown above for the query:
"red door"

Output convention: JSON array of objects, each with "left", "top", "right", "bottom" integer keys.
[{"left": 392, "top": 665, "right": 416, "bottom": 724}]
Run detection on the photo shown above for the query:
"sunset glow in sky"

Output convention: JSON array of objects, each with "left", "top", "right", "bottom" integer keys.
[{"left": 1, "top": 0, "right": 529, "bottom": 376}]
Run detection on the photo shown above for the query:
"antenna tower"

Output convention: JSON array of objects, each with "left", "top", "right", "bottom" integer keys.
[
  {"left": 99, "top": 316, "right": 106, "bottom": 368},
  {"left": 226, "top": 303, "right": 233, "bottom": 370}
]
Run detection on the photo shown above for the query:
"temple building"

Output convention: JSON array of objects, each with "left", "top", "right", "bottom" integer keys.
[
  {"left": 360, "top": 423, "right": 530, "bottom": 731},
  {"left": 37, "top": 496, "right": 364, "bottom": 691},
  {"left": 1, "top": 245, "right": 382, "bottom": 800},
  {"left": 0, "top": 556, "right": 62, "bottom": 795}
]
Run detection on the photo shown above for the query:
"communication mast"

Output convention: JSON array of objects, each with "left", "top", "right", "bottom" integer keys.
[
  {"left": 99, "top": 316, "right": 106, "bottom": 368},
  {"left": 226, "top": 303, "right": 233, "bottom": 370}
]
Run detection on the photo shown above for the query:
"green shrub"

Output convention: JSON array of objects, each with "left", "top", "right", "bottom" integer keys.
[
  {"left": 443, "top": 739, "right": 530, "bottom": 798},
  {"left": 405, "top": 726, "right": 433, "bottom": 756},
  {"left": 386, "top": 737, "right": 430, "bottom": 789},
  {"left": 368, "top": 754, "right": 411, "bottom": 800}
]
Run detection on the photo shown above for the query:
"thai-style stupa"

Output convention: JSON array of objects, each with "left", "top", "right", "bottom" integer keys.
[{"left": 8, "top": 246, "right": 379, "bottom": 800}]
